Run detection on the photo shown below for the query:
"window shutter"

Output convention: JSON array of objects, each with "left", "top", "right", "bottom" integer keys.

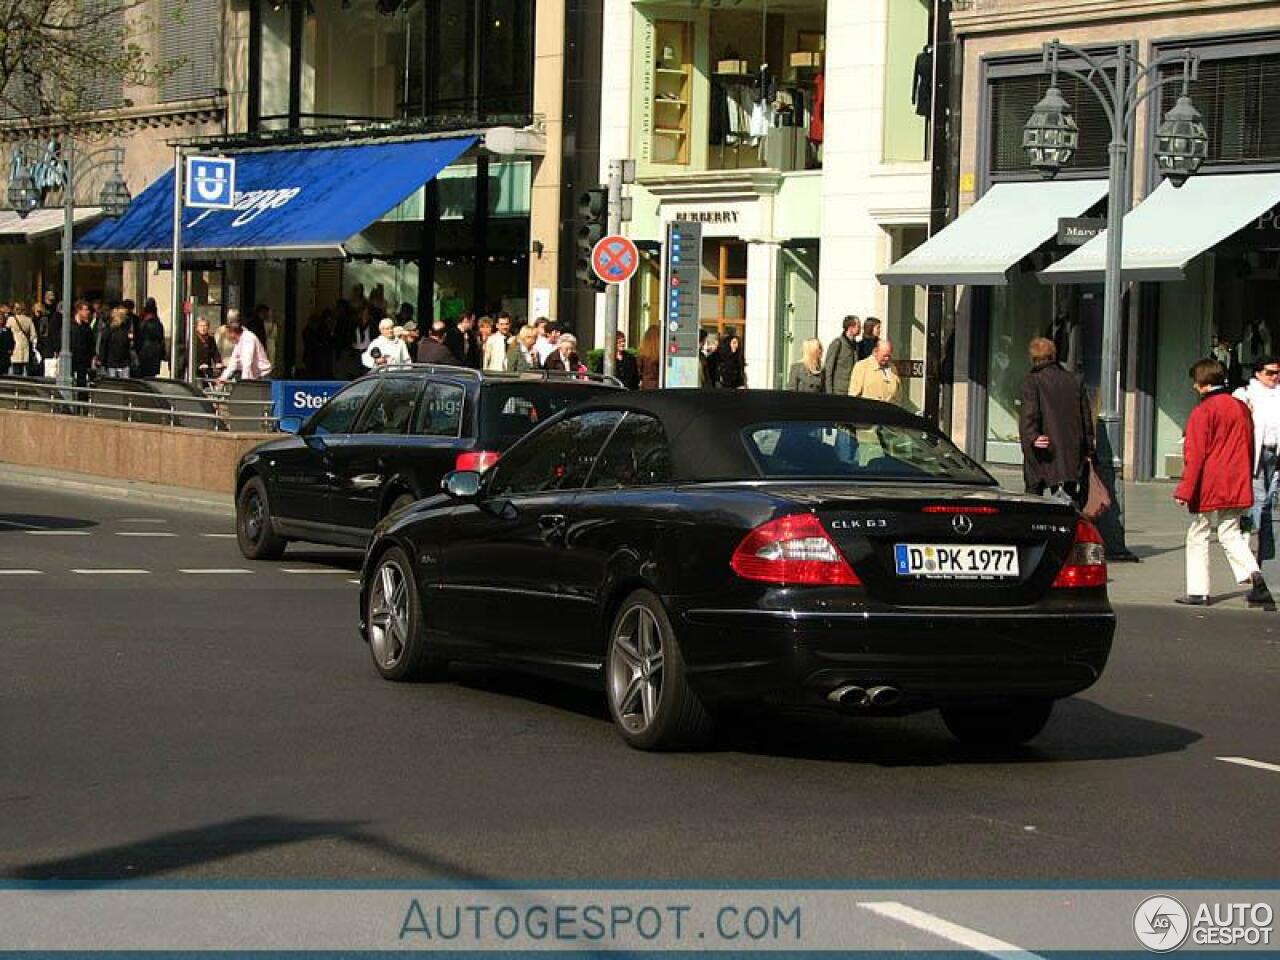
[
  {"left": 988, "top": 73, "right": 1110, "bottom": 176},
  {"left": 1160, "top": 53, "right": 1280, "bottom": 166},
  {"left": 161, "top": 0, "right": 221, "bottom": 102}
]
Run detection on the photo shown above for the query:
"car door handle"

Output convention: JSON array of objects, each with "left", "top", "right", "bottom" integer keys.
[
  {"left": 539, "top": 514, "right": 567, "bottom": 540},
  {"left": 350, "top": 474, "right": 383, "bottom": 490}
]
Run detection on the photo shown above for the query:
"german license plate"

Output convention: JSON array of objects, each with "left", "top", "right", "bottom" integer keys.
[{"left": 894, "top": 544, "right": 1019, "bottom": 579}]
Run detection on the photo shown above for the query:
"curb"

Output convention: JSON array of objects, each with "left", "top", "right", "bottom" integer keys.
[{"left": 0, "top": 463, "right": 234, "bottom": 518}]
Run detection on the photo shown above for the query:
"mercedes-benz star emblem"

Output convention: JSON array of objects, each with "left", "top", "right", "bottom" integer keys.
[{"left": 952, "top": 515, "right": 973, "bottom": 535}]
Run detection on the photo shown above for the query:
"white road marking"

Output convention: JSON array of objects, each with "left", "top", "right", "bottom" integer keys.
[
  {"left": 1217, "top": 756, "right": 1280, "bottom": 774},
  {"left": 179, "top": 568, "right": 253, "bottom": 575},
  {"left": 0, "top": 569, "right": 43, "bottom": 575},
  {"left": 25, "top": 530, "right": 90, "bottom": 536},
  {"left": 71, "top": 568, "right": 150, "bottom": 575},
  {"left": 200, "top": 533, "right": 237, "bottom": 539},
  {"left": 857, "top": 902, "right": 1043, "bottom": 959},
  {"left": 115, "top": 532, "right": 179, "bottom": 538},
  {"left": 281, "top": 568, "right": 350, "bottom": 575}
]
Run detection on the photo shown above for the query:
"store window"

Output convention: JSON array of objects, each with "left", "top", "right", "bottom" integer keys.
[
  {"left": 635, "top": 1, "right": 825, "bottom": 174},
  {"left": 882, "top": 0, "right": 931, "bottom": 163},
  {"left": 1157, "top": 51, "right": 1280, "bottom": 167},
  {"left": 885, "top": 226, "right": 928, "bottom": 413},
  {"left": 700, "top": 240, "right": 748, "bottom": 338}
]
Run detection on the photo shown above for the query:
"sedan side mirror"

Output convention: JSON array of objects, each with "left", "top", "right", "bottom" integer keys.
[
  {"left": 278, "top": 414, "right": 304, "bottom": 434},
  {"left": 441, "top": 470, "right": 483, "bottom": 500}
]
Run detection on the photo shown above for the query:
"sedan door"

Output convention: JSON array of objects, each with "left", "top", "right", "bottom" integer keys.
[
  {"left": 437, "top": 410, "right": 624, "bottom": 661},
  {"left": 271, "top": 378, "right": 379, "bottom": 532},
  {"left": 326, "top": 376, "right": 422, "bottom": 538}
]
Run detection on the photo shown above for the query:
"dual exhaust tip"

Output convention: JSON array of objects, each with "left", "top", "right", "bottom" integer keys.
[{"left": 827, "top": 684, "right": 902, "bottom": 708}]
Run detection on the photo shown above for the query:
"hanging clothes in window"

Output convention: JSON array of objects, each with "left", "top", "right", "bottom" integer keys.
[{"left": 809, "top": 71, "right": 825, "bottom": 144}]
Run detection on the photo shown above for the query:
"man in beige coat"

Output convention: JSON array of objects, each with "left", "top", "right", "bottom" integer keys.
[{"left": 848, "top": 339, "right": 902, "bottom": 405}]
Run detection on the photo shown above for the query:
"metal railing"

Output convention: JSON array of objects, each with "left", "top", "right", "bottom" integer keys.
[
  {"left": 0, "top": 378, "right": 278, "bottom": 432},
  {"left": 367, "top": 364, "right": 625, "bottom": 388}
]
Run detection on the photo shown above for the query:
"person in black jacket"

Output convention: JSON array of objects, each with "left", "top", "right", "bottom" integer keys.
[
  {"left": 0, "top": 315, "right": 13, "bottom": 376},
  {"left": 302, "top": 311, "right": 335, "bottom": 378},
  {"left": 69, "top": 301, "right": 96, "bottom": 393},
  {"left": 445, "top": 313, "right": 483, "bottom": 369},
  {"left": 1019, "top": 337, "right": 1095, "bottom": 505},
  {"left": 717, "top": 333, "right": 747, "bottom": 389},
  {"left": 613, "top": 331, "right": 640, "bottom": 390},
  {"left": 97, "top": 307, "right": 134, "bottom": 378},
  {"left": 134, "top": 299, "right": 165, "bottom": 377},
  {"left": 417, "top": 320, "right": 458, "bottom": 365},
  {"left": 857, "top": 317, "right": 881, "bottom": 361}
]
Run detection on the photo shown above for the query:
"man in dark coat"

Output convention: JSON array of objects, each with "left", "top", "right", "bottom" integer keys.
[
  {"left": 822, "top": 315, "right": 860, "bottom": 395},
  {"left": 417, "top": 320, "right": 458, "bottom": 365},
  {"left": 1018, "top": 337, "right": 1095, "bottom": 505},
  {"left": 1174, "top": 357, "right": 1273, "bottom": 608}
]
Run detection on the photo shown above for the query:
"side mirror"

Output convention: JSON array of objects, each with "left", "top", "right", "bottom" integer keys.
[
  {"left": 278, "top": 414, "right": 304, "bottom": 434},
  {"left": 441, "top": 470, "right": 483, "bottom": 500}
]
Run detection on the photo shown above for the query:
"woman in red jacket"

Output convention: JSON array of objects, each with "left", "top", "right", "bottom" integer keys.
[{"left": 1174, "top": 357, "right": 1274, "bottom": 608}]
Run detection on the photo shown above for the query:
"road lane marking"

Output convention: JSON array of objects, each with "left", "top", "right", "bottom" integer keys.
[
  {"left": 281, "top": 568, "right": 351, "bottom": 575},
  {"left": 179, "top": 568, "right": 253, "bottom": 575},
  {"left": 115, "top": 532, "right": 179, "bottom": 538},
  {"left": 71, "top": 568, "right": 149, "bottom": 575},
  {"left": 25, "top": 530, "right": 90, "bottom": 536},
  {"left": 857, "top": 902, "right": 1042, "bottom": 959},
  {"left": 200, "top": 533, "right": 237, "bottom": 539},
  {"left": 1217, "top": 756, "right": 1280, "bottom": 774},
  {"left": 0, "top": 569, "right": 43, "bottom": 575}
]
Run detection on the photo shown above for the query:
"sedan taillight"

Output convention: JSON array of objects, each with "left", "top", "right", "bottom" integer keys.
[
  {"left": 456, "top": 450, "right": 501, "bottom": 473},
  {"left": 1052, "top": 519, "right": 1107, "bottom": 588},
  {"left": 731, "top": 513, "right": 862, "bottom": 586}
]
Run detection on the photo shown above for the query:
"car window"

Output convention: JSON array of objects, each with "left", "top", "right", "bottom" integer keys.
[
  {"left": 308, "top": 379, "right": 378, "bottom": 437},
  {"left": 356, "top": 378, "right": 420, "bottom": 435},
  {"left": 413, "top": 381, "right": 465, "bottom": 437},
  {"left": 479, "top": 383, "right": 613, "bottom": 446},
  {"left": 488, "top": 411, "right": 624, "bottom": 497},
  {"left": 743, "top": 421, "right": 994, "bottom": 484},
  {"left": 588, "top": 413, "right": 673, "bottom": 489}
]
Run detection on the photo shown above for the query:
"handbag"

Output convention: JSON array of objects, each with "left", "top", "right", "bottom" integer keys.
[{"left": 1082, "top": 459, "right": 1112, "bottom": 521}]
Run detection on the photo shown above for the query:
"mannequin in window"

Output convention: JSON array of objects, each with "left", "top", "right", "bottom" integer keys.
[{"left": 913, "top": 44, "right": 933, "bottom": 118}]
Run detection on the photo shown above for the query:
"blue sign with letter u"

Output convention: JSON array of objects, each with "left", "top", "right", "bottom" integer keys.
[{"left": 185, "top": 156, "right": 236, "bottom": 210}]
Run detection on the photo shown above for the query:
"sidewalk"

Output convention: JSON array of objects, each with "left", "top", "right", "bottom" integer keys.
[
  {"left": 987, "top": 466, "right": 1272, "bottom": 609},
  {"left": 0, "top": 463, "right": 233, "bottom": 518}
]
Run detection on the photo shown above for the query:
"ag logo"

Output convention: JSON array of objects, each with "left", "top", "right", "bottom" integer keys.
[
  {"left": 1134, "top": 896, "right": 1190, "bottom": 952},
  {"left": 185, "top": 156, "right": 236, "bottom": 210}
]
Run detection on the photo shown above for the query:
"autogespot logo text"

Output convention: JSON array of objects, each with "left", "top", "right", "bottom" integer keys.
[
  {"left": 1134, "top": 896, "right": 1275, "bottom": 951},
  {"left": 1134, "top": 896, "right": 1190, "bottom": 953}
]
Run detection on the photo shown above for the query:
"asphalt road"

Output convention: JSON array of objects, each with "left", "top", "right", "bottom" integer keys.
[{"left": 2, "top": 482, "right": 1278, "bottom": 885}]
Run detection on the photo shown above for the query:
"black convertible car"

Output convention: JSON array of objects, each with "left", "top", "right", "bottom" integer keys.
[{"left": 360, "top": 391, "right": 1114, "bottom": 750}]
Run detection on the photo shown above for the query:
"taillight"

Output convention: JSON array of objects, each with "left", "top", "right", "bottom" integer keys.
[
  {"left": 456, "top": 450, "right": 501, "bottom": 473},
  {"left": 921, "top": 505, "right": 1000, "bottom": 515},
  {"left": 731, "top": 513, "right": 862, "bottom": 586},
  {"left": 1052, "top": 519, "right": 1107, "bottom": 588}
]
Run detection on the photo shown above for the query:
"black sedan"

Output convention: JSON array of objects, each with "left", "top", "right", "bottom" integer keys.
[{"left": 360, "top": 391, "right": 1114, "bottom": 750}]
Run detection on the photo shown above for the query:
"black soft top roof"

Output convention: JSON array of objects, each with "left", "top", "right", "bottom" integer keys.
[{"left": 568, "top": 389, "right": 930, "bottom": 482}]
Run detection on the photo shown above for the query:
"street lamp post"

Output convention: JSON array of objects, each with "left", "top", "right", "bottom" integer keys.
[
  {"left": 6, "top": 139, "right": 132, "bottom": 388},
  {"left": 1023, "top": 41, "right": 1208, "bottom": 559}
]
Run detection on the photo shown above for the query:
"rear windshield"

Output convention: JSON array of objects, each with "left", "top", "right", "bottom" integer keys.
[
  {"left": 480, "top": 383, "right": 613, "bottom": 444},
  {"left": 744, "top": 421, "right": 994, "bottom": 484}
]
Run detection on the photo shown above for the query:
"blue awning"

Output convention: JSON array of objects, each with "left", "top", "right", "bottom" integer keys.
[{"left": 78, "top": 136, "right": 476, "bottom": 260}]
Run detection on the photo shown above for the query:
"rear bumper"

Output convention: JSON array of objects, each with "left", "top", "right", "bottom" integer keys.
[{"left": 674, "top": 603, "right": 1115, "bottom": 710}]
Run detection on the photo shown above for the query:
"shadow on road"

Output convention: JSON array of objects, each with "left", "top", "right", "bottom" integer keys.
[
  {"left": 278, "top": 550, "right": 364, "bottom": 572},
  {"left": 6, "top": 815, "right": 493, "bottom": 882},
  {"left": 435, "top": 667, "right": 1200, "bottom": 768},
  {"left": 0, "top": 513, "right": 97, "bottom": 532}
]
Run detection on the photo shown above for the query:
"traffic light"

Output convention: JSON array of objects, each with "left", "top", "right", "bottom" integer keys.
[{"left": 575, "top": 187, "right": 608, "bottom": 292}]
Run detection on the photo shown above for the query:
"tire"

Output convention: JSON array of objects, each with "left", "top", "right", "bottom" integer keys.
[
  {"left": 606, "top": 589, "right": 714, "bottom": 750},
  {"left": 366, "top": 546, "right": 447, "bottom": 682},
  {"left": 236, "top": 476, "right": 287, "bottom": 561},
  {"left": 941, "top": 698, "right": 1054, "bottom": 747}
]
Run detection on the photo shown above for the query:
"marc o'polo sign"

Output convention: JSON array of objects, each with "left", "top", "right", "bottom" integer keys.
[{"left": 1058, "top": 217, "right": 1106, "bottom": 247}]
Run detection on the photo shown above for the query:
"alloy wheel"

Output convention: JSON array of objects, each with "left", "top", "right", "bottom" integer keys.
[
  {"left": 609, "top": 604, "right": 666, "bottom": 733},
  {"left": 243, "top": 490, "right": 265, "bottom": 544},
  {"left": 368, "top": 558, "right": 411, "bottom": 669}
]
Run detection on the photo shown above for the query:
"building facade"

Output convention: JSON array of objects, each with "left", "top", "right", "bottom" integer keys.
[
  {"left": 893, "top": 0, "right": 1280, "bottom": 477},
  {"left": 596, "top": 0, "right": 939, "bottom": 407}
]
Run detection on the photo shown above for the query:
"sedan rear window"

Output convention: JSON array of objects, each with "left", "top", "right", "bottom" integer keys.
[
  {"left": 479, "top": 383, "right": 610, "bottom": 444},
  {"left": 744, "top": 421, "right": 994, "bottom": 484}
]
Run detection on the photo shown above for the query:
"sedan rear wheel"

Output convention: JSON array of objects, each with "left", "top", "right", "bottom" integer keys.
[
  {"left": 236, "top": 476, "right": 287, "bottom": 561},
  {"left": 941, "top": 698, "right": 1054, "bottom": 747},
  {"left": 367, "top": 546, "right": 446, "bottom": 682},
  {"left": 607, "top": 590, "right": 713, "bottom": 750}
]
